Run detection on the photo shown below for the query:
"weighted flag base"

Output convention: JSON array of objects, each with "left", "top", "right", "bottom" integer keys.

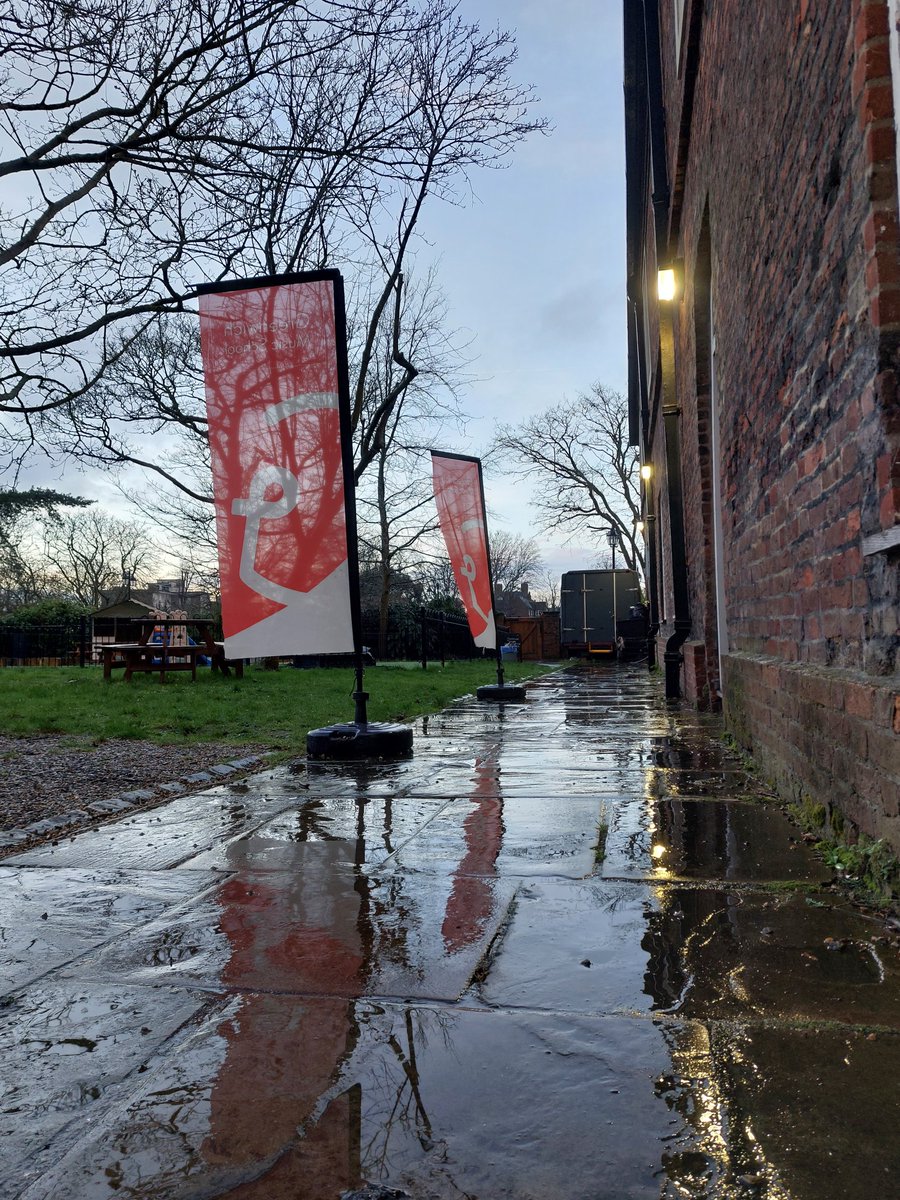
[
  {"left": 307, "top": 721, "right": 414, "bottom": 760},
  {"left": 477, "top": 683, "right": 527, "bottom": 702}
]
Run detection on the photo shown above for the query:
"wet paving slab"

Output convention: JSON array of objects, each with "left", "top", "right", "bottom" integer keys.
[
  {"left": 3, "top": 663, "right": 900, "bottom": 1199},
  {"left": 0, "top": 867, "right": 221, "bottom": 992},
  {"left": 478, "top": 877, "right": 900, "bottom": 1026},
  {"left": 11, "top": 995, "right": 900, "bottom": 1200},
  {"left": 7, "top": 1000, "right": 731, "bottom": 1200},
  {"left": 51, "top": 859, "right": 518, "bottom": 1003},
  {"left": 1, "top": 981, "right": 212, "bottom": 1192}
]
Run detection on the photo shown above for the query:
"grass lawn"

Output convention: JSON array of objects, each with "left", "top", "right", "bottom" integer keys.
[{"left": 0, "top": 660, "right": 558, "bottom": 755}]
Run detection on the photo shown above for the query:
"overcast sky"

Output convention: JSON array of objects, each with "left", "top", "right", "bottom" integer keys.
[
  {"left": 415, "top": 0, "right": 626, "bottom": 580},
  {"left": 23, "top": 1, "right": 626, "bottom": 589}
]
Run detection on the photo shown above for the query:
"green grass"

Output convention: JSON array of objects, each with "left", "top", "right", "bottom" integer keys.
[
  {"left": 593, "top": 801, "right": 611, "bottom": 864},
  {"left": 816, "top": 836, "right": 900, "bottom": 905},
  {"left": 0, "top": 661, "right": 556, "bottom": 755},
  {"left": 593, "top": 822, "right": 609, "bottom": 864}
]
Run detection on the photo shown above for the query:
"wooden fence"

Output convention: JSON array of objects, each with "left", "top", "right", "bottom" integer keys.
[{"left": 501, "top": 612, "right": 561, "bottom": 661}]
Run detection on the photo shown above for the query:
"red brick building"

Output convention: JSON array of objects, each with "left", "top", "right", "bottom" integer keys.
[{"left": 624, "top": 1, "right": 900, "bottom": 842}]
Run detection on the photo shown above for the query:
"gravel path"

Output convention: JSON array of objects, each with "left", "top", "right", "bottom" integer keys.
[{"left": 0, "top": 735, "right": 271, "bottom": 855}]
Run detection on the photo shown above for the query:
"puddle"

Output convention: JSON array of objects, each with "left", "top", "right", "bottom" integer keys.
[
  {"left": 709, "top": 1024, "right": 900, "bottom": 1200},
  {"left": 602, "top": 797, "right": 830, "bottom": 883},
  {"left": 54, "top": 852, "right": 518, "bottom": 1004},
  {"left": 13, "top": 1002, "right": 726, "bottom": 1200},
  {"left": 480, "top": 879, "right": 900, "bottom": 1026},
  {"left": 657, "top": 888, "right": 900, "bottom": 1025}
]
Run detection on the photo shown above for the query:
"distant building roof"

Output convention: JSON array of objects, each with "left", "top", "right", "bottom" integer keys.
[
  {"left": 494, "top": 583, "right": 543, "bottom": 619},
  {"left": 91, "top": 598, "right": 154, "bottom": 619},
  {"left": 95, "top": 583, "right": 213, "bottom": 617}
]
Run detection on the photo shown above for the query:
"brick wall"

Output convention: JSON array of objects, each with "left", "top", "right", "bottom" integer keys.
[{"left": 653, "top": 0, "right": 900, "bottom": 840}]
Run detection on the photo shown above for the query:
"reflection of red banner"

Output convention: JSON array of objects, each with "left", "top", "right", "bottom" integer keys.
[
  {"left": 199, "top": 273, "right": 354, "bottom": 657},
  {"left": 442, "top": 752, "right": 504, "bottom": 953},
  {"left": 431, "top": 451, "right": 496, "bottom": 649},
  {"left": 203, "top": 839, "right": 365, "bottom": 1193}
]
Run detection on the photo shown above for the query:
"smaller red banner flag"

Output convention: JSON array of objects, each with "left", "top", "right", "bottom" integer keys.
[{"left": 431, "top": 451, "right": 497, "bottom": 650}]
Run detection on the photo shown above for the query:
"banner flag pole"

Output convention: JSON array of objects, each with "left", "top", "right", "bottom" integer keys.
[
  {"left": 430, "top": 450, "right": 526, "bottom": 703},
  {"left": 330, "top": 271, "right": 369, "bottom": 728},
  {"left": 472, "top": 455, "right": 504, "bottom": 690},
  {"left": 196, "top": 267, "right": 412, "bottom": 758}
]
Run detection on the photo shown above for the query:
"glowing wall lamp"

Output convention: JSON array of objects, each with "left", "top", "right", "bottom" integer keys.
[
  {"left": 640, "top": 463, "right": 653, "bottom": 482},
  {"left": 657, "top": 267, "right": 676, "bottom": 302},
  {"left": 635, "top": 519, "right": 645, "bottom": 535}
]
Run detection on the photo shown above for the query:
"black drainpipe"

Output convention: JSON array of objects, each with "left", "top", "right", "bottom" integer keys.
[
  {"left": 631, "top": 297, "right": 659, "bottom": 668},
  {"left": 662, "top": 403, "right": 692, "bottom": 698},
  {"left": 641, "top": 0, "right": 691, "bottom": 698},
  {"left": 645, "top": 510, "right": 660, "bottom": 669},
  {"left": 642, "top": 0, "right": 670, "bottom": 254}
]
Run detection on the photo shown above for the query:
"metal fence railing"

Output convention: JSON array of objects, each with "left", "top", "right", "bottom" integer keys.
[
  {"left": 0, "top": 620, "right": 89, "bottom": 666},
  {"left": 360, "top": 607, "right": 510, "bottom": 665},
  {"left": 0, "top": 610, "right": 508, "bottom": 668}
]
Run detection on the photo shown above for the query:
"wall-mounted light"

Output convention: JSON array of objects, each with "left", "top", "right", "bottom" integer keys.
[
  {"left": 640, "top": 463, "right": 652, "bottom": 481},
  {"left": 657, "top": 267, "right": 676, "bottom": 302},
  {"left": 635, "top": 519, "right": 645, "bottom": 534}
]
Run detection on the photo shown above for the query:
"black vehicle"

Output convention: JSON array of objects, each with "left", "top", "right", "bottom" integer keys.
[{"left": 560, "top": 569, "right": 647, "bottom": 659}]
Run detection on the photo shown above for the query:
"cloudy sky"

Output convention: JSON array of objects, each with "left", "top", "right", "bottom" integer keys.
[
  {"left": 415, "top": 0, "right": 626, "bottom": 579},
  {"left": 23, "top": 1, "right": 626, "bottom": 590}
]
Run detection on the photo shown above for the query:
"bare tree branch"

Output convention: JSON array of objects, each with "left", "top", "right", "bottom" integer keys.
[
  {"left": 1, "top": 0, "right": 544, "bottom": 453},
  {"left": 492, "top": 384, "right": 645, "bottom": 578}
]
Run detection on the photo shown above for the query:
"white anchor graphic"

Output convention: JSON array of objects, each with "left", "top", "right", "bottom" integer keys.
[
  {"left": 231, "top": 391, "right": 339, "bottom": 604},
  {"left": 459, "top": 518, "right": 491, "bottom": 625}
]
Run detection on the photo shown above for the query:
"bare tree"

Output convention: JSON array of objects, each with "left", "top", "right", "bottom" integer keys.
[
  {"left": 355, "top": 270, "right": 469, "bottom": 652},
  {"left": 492, "top": 385, "right": 644, "bottom": 578},
  {"left": 487, "top": 529, "right": 543, "bottom": 596},
  {"left": 42, "top": 510, "right": 156, "bottom": 607},
  {"left": 412, "top": 553, "right": 463, "bottom": 611},
  {"left": 2, "top": 0, "right": 543, "bottom": 469},
  {"left": 533, "top": 570, "right": 560, "bottom": 609},
  {"left": 410, "top": 528, "right": 541, "bottom": 615}
]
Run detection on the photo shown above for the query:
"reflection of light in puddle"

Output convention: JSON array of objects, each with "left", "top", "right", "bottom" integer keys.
[
  {"left": 664, "top": 1016, "right": 795, "bottom": 1198},
  {"left": 645, "top": 769, "right": 671, "bottom": 878},
  {"left": 650, "top": 842, "right": 672, "bottom": 880}
]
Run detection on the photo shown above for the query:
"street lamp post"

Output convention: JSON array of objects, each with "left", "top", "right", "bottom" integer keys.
[{"left": 607, "top": 526, "right": 619, "bottom": 654}]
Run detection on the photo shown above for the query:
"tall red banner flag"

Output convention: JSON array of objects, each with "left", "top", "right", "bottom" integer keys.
[
  {"left": 431, "top": 451, "right": 497, "bottom": 650},
  {"left": 199, "top": 273, "right": 355, "bottom": 657}
]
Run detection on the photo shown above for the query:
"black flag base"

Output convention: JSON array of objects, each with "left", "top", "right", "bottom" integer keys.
[
  {"left": 477, "top": 683, "right": 527, "bottom": 702},
  {"left": 306, "top": 720, "right": 414, "bottom": 760}
]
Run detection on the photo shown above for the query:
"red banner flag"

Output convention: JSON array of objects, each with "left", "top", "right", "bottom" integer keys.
[
  {"left": 199, "top": 273, "right": 354, "bottom": 657},
  {"left": 431, "top": 451, "right": 497, "bottom": 650}
]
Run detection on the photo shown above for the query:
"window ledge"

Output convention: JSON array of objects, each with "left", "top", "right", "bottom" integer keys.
[{"left": 862, "top": 526, "right": 900, "bottom": 556}]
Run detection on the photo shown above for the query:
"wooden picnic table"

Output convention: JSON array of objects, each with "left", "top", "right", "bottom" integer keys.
[{"left": 102, "top": 619, "right": 244, "bottom": 682}]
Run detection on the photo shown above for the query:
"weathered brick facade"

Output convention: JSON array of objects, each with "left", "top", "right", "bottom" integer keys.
[{"left": 625, "top": 1, "right": 900, "bottom": 843}]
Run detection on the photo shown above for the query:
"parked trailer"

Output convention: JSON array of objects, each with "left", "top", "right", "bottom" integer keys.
[{"left": 560, "top": 569, "right": 646, "bottom": 659}]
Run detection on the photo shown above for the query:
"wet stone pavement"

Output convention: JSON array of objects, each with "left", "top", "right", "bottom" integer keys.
[{"left": 1, "top": 665, "right": 898, "bottom": 1200}]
